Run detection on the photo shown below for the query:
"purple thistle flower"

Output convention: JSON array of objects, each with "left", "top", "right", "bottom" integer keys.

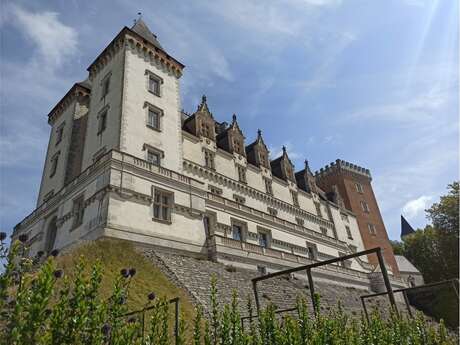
[
  {"left": 53, "top": 270, "right": 64, "bottom": 279},
  {"left": 50, "top": 249, "right": 59, "bottom": 257},
  {"left": 128, "top": 268, "right": 136, "bottom": 277},
  {"left": 147, "top": 292, "right": 156, "bottom": 301},
  {"left": 120, "top": 268, "right": 129, "bottom": 278}
]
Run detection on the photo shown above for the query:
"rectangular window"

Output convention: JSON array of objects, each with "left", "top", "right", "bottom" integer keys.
[
  {"left": 264, "top": 178, "right": 273, "bottom": 195},
  {"left": 72, "top": 195, "right": 85, "bottom": 228},
  {"left": 360, "top": 201, "right": 370, "bottom": 213},
  {"left": 267, "top": 207, "right": 278, "bottom": 216},
  {"left": 306, "top": 242, "right": 318, "bottom": 260},
  {"left": 296, "top": 217, "right": 304, "bottom": 226},
  {"left": 208, "top": 185, "right": 223, "bottom": 195},
  {"left": 368, "top": 223, "right": 376, "bottom": 235},
  {"left": 345, "top": 225, "right": 353, "bottom": 240},
  {"left": 101, "top": 75, "right": 110, "bottom": 98},
  {"left": 237, "top": 165, "right": 247, "bottom": 183},
  {"left": 153, "top": 190, "right": 173, "bottom": 222},
  {"left": 258, "top": 232, "right": 269, "bottom": 248},
  {"left": 204, "top": 150, "right": 215, "bottom": 170},
  {"left": 55, "top": 124, "right": 64, "bottom": 145},
  {"left": 147, "top": 108, "right": 161, "bottom": 130},
  {"left": 257, "top": 265, "right": 267, "bottom": 275},
  {"left": 49, "top": 152, "right": 60, "bottom": 177},
  {"left": 233, "top": 194, "right": 245, "bottom": 204},
  {"left": 355, "top": 182, "right": 364, "bottom": 193},
  {"left": 232, "top": 224, "right": 243, "bottom": 241},
  {"left": 147, "top": 150, "right": 161, "bottom": 165},
  {"left": 291, "top": 190, "right": 299, "bottom": 207},
  {"left": 97, "top": 109, "right": 107, "bottom": 134},
  {"left": 314, "top": 202, "right": 322, "bottom": 218}
]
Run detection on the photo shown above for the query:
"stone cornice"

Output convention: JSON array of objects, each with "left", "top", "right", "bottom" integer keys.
[
  {"left": 48, "top": 83, "right": 90, "bottom": 125},
  {"left": 183, "top": 159, "right": 335, "bottom": 229}
]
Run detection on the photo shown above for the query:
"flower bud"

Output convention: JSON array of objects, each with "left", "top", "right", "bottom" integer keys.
[
  {"left": 129, "top": 268, "right": 136, "bottom": 277},
  {"left": 147, "top": 292, "right": 156, "bottom": 301},
  {"left": 53, "top": 269, "right": 64, "bottom": 279},
  {"left": 120, "top": 268, "right": 129, "bottom": 278}
]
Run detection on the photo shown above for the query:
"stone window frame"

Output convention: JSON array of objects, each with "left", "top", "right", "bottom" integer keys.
[
  {"left": 97, "top": 105, "right": 109, "bottom": 135},
  {"left": 203, "top": 149, "right": 215, "bottom": 170},
  {"left": 152, "top": 187, "right": 174, "bottom": 224},
  {"left": 145, "top": 69, "right": 163, "bottom": 97},
  {"left": 143, "top": 144, "right": 164, "bottom": 166},
  {"left": 360, "top": 200, "right": 370, "bottom": 213},
  {"left": 144, "top": 101, "right": 164, "bottom": 132},
  {"left": 263, "top": 177, "right": 273, "bottom": 195},
  {"left": 367, "top": 223, "right": 377, "bottom": 235},
  {"left": 71, "top": 194, "right": 85, "bottom": 230},
  {"left": 355, "top": 182, "right": 364, "bottom": 193},
  {"left": 100, "top": 71, "right": 112, "bottom": 99},
  {"left": 55, "top": 122, "right": 65, "bottom": 146},
  {"left": 230, "top": 218, "right": 247, "bottom": 242},
  {"left": 236, "top": 164, "right": 247, "bottom": 184},
  {"left": 345, "top": 225, "right": 353, "bottom": 240},
  {"left": 257, "top": 227, "right": 272, "bottom": 248},
  {"left": 49, "top": 151, "right": 60, "bottom": 178}
]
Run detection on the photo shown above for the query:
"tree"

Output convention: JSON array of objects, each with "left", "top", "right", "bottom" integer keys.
[{"left": 391, "top": 182, "right": 459, "bottom": 283}]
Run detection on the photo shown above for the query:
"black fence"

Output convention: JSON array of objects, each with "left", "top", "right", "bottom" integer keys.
[
  {"left": 251, "top": 247, "right": 397, "bottom": 318},
  {"left": 361, "top": 279, "right": 459, "bottom": 328}
]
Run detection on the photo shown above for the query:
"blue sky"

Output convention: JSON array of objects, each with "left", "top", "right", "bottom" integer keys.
[{"left": 0, "top": 0, "right": 458, "bottom": 240}]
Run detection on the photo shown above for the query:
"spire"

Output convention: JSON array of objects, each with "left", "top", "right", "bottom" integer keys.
[
  {"left": 282, "top": 145, "right": 287, "bottom": 155},
  {"left": 257, "top": 129, "right": 262, "bottom": 138},
  {"left": 131, "top": 17, "right": 163, "bottom": 49},
  {"left": 401, "top": 215, "right": 416, "bottom": 238},
  {"left": 196, "top": 94, "right": 211, "bottom": 116},
  {"left": 304, "top": 160, "right": 312, "bottom": 174},
  {"left": 232, "top": 113, "right": 237, "bottom": 123}
]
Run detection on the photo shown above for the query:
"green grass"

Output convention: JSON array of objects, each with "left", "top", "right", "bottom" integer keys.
[{"left": 55, "top": 239, "right": 196, "bottom": 332}]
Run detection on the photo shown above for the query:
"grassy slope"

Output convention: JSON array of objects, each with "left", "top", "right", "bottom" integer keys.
[{"left": 55, "top": 239, "right": 196, "bottom": 331}]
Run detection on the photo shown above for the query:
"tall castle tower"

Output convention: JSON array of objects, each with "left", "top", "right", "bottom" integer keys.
[{"left": 316, "top": 160, "right": 399, "bottom": 276}]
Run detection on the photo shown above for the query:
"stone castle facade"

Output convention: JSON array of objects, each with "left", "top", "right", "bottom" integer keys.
[{"left": 12, "top": 20, "right": 403, "bottom": 290}]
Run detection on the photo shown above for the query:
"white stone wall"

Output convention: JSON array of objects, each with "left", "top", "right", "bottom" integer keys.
[
  {"left": 120, "top": 40, "right": 182, "bottom": 172},
  {"left": 37, "top": 101, "right": 77, "bottom": 205}
]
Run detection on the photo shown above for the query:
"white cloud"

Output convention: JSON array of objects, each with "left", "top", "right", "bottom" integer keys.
[
  {"left": 402, "top": 195, "right": 432, "bottom": 219},
  {"left": 8, "top": 4, "right": 78, "bottom": 70}
]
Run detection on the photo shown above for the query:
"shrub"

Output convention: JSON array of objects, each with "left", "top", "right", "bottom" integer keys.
[{"left": 0, "top": 236, "right": 457, "bottom": 344}]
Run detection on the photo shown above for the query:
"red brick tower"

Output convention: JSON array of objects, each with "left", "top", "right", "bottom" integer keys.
[{"left": 316, "top": 159, "right": 399, "bottom": 276}]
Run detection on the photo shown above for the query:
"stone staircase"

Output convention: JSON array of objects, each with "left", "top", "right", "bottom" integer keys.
[{"left": 142, "top": 249, "right": 405, "bottom": 319}]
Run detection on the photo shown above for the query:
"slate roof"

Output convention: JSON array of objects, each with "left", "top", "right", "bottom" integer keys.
[
  {"left": 131, "top": 18, "right": 163, "bottom": 50},
  {"left": 395, "top": 255, "right": 420, "bottom": 273}
]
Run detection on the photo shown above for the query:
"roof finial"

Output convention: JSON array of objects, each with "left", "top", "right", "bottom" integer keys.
[
  {"left": 282, "top": 145, "right": 287, "bottom": 154},
  {"left": 134, "top": 12, "right": 142, "bottom": 25},
  {"left": 304, "top": 159, "right": 309, "bottom": 168},
  {"left": 202, "top": 95, "right": 207, "bottom": 103},
  {"left": 232, "top": 113, "right": 237, "bottom": 123},
  {"left": 257, "top": 129, "right": 262, "bottom": 137}
]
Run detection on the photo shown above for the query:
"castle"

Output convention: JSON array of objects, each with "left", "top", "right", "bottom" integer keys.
[{"left": 12, "top": 19, "right": 404, "bottom": 290}]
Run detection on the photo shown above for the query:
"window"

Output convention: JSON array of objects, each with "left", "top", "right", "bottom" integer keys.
[
  {"left": 360, "top": 201, "right": 370, "bottom": 213},
  {"left": 314, "top": 202, "right": 322, "bottom": 218},
  {"left": 237, "top": 165, "right": 246, "bottom": 183},
  {"left": 355, "top": 182, "right": 364, "bottom": 193},
  {"left": 200, "top": 122, "right": 212, "bottom": 138},
  {"left": 153, "top": 190, "right": 173, "bottom": 222},
  {"left": 368, "top": 223, "right": 376, "bottom": 235},
  {"left": 147, "top": 150, "right": 161, "bottom": 165},
  {"left": 267, "top": 207, "right": 278, "bottom": 216},
  {"left": 296, "top": 217, "right": 304, "bottom": 226},
  {"left": 232, "top": 224, "right": 243, "bottom": 241},
  {"left": 204, "top": 150, "right": 215, "bottom": 170},
  {"left": 146, "top": 70, "right": 163, "bottom": 96},
  {"left": 340, "top": 213, "right": 349, "bottom": 222},
  {"left": 97, "top": 109, "right": 107, "bottom": 134},
  {"left": 306, "top": 242, "right": 318, "bottom": 260},
  {"left": 72, "top": 195, "right": 85, "bottom": 228},
  {"left": 49, "top": 152, "right": 60, "bottom": 177},
  {"left": 258, "top": 232, "right": 269, "bottom": 248},
  {"left": 345, "top": 226, "right": 353, "bottom": 240},
  {"left": 264, "top": 178, "right": 273, "bottom": 195},
  {"left": 257, "top": 265, "right": 267, "bottom": 275},
  {"left": 291, "top": 190, "right": 299, "bottom": 207},
  {"left": 320, "top": 227, "right": 328, "bottom": 236},
  {"left": 101, "top": 74, "right": 110, "bottom": 98},
  {"left": 208, "top": 185, "right": 223, "bottom": 195},
  {"left": 259, "top": 152, "right": 268, "bottom": 168},
  {"left": 233, "top": 194, "right": 245, "bottom": 204},
  {"left": 147, "top": 108, "right": 161, "bottom": 130},
  {"left": 55, "top": 124, "right": 64, "bottom": 145}
]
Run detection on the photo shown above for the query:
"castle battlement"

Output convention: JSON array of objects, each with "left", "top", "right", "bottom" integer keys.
[{"left": 316, "top": 159, "right": 371, "bottom": 180}]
